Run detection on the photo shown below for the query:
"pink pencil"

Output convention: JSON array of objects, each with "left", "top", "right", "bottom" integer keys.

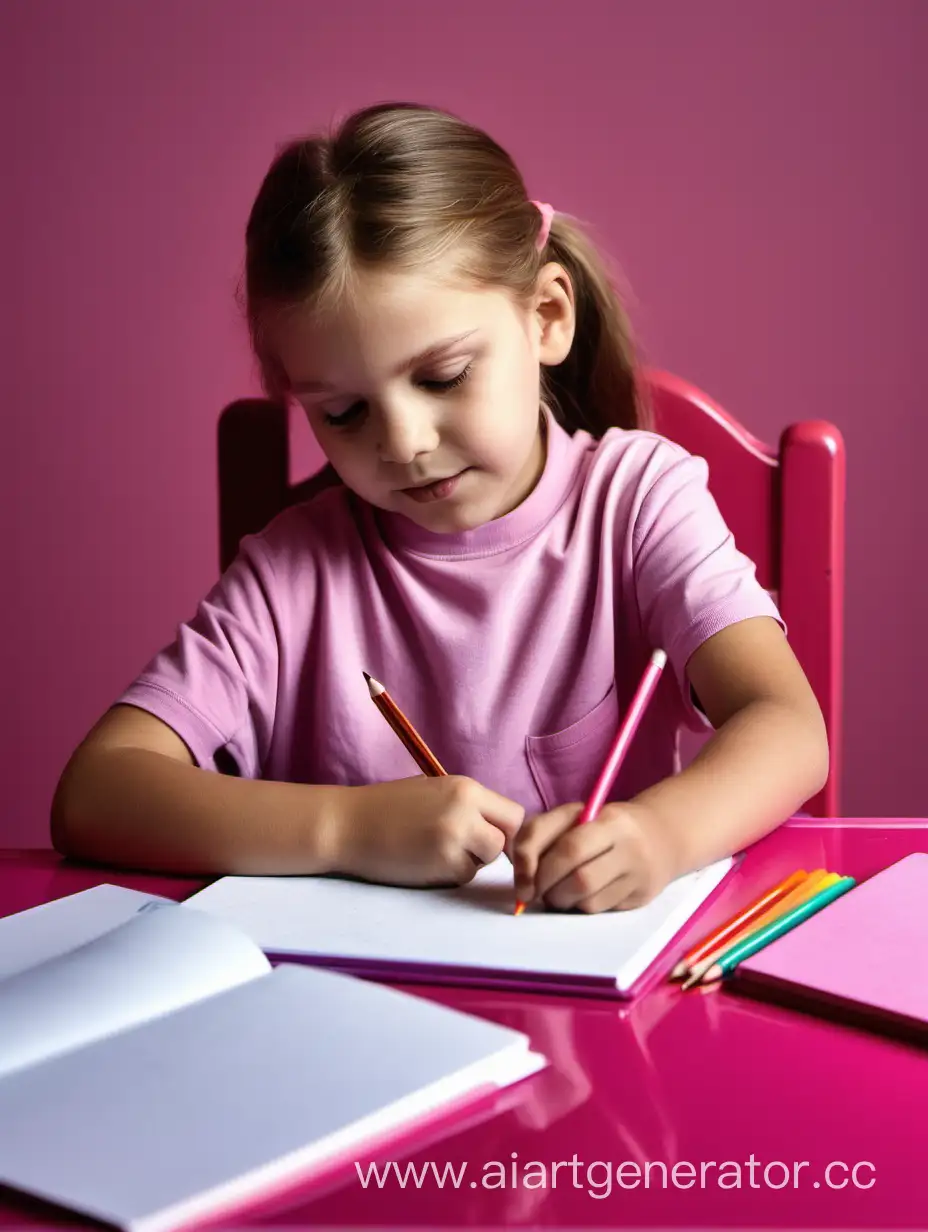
[
  {"left": 576, "top": 647, "right": 668, "bottom": 824},
  {"left": 514, "top": 647, "right": 667, "bottom": 914}
]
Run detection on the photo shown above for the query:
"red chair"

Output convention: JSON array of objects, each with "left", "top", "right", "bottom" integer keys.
[
  {"left": 647, "top": 370, "right": 845, "bottom": 817},
  {"left": 217, "top": 370, "right": 845, "bottom": 817}
]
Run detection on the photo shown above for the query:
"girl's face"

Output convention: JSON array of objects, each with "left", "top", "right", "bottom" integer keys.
[{"left": 271, "top": 258, "right": 574, "bottom": 534}]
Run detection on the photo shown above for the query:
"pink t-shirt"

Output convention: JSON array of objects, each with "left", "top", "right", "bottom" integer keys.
[{"left": 117, "top": 409, "right": 783, "bottom": 814}]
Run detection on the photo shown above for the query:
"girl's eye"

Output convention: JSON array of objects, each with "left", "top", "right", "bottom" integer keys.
[
  {"left": 320, "top": 364, "right": 471, "bottom": 426},
  {"left": 419, "top": 364, "right": 471, "bottom": 393},
  {"left": 323, "top": 402, "right": 366, "bottom": 428}
]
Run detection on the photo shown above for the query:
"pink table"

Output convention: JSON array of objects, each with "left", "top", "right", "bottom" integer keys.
[{"left": 1, "top": 818, "right": 926, "bottom": 1229}]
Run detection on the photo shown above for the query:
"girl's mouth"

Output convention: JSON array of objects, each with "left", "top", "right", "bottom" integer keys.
[{"left": 402, "top": 469, "right": 469, "bottom": 503}]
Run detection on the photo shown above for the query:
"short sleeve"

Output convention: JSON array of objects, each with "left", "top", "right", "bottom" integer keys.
[
  {"left": 115, "top": 536, "right": 280, "bottom": 777},
  {"left": 631, "top": 442, "right": 785, "bottom": 728}
]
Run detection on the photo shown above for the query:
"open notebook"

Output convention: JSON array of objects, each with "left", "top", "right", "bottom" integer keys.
[
  {"left": 0, "top": 885, "right": 545, "bottom": 1232},
  {"left": 185, "top": 852, "right": 734, "bottom": 996}
]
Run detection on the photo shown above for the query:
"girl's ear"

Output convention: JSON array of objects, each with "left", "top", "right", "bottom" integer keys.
[{"left": 534, "top": 262, "right": 575, "bottom": 366}]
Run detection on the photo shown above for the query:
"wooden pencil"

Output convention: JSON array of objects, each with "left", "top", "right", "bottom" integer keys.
[
  {"left": 363, "top": 671, "right": 447, "bottom": 777},
  {"left": 694, "top": 875, "right": 857, "bottom": 985},
  {"left": 670, "top": 868, "right": 809, "bottom": 980},
  {"left": 681, "top": 869, "right": 841, "bottom": 989}
]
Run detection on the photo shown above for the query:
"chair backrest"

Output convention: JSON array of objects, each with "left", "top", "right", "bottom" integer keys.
[
  {"left": 647, "top": 370, "right": 845, "bottom": 817},
  {"left": 218, "top": 369, "right": 845, "bottom": 817}
]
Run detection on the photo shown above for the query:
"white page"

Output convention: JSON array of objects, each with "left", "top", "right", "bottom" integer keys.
[
  {"left": 0, "top": 964, "right": 545, "bottom": 1232},
  {"left": 0, "top": 903, "right": 269, "bottom": 1079},
  {"left": 0, "top": 884, "right": 170, "bottom": 980},
  {"left": 187, "top": 854, "right": 732, "bottom": 991}
]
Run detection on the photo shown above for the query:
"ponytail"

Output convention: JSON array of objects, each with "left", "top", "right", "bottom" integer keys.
[{"left": 542, "top": 214, "right": 650, "bottom": 435}]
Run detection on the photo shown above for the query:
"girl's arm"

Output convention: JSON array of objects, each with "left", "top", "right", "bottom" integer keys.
[
  {"left": 51, "top": 705, "right": 348, "bottom": 875},
  {"left": 51, "top": 706, "right": 522, "bottom": 880},
  {"left": 510, "top": 616, "right": 828, "bottom": 913},
  {"left": 632, "top": 615, "right": 829, "bottom": 880}
]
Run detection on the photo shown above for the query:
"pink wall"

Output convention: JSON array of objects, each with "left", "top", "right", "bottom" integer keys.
[{"left": 2, "top": 0, "right": 924, "bottom": 846}]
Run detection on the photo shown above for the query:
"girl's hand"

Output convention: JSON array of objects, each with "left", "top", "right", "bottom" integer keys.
[
  {"left": 510, "top": 800, "right": 677, "bottom": 913},
  {"left": 332, "top": 775, "right": 524, "bottom": 888}
]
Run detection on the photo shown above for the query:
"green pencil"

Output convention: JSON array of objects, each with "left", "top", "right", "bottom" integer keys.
[{"left": 694, "top": 875, "right": 856, "bottom": 985}]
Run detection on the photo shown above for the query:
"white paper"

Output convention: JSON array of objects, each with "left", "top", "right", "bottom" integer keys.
[
  {"left": 0, "top": 964, "right": 545, "bottom": 1232},
  {"left": 187, "top": 853, "right": 732, "bottom": 991},
  {"left": 0, "top": 903, "right": 270, "bottom": 1078},
  {"left": 0, "top": 883, "right": 168, "bottom": 980}
]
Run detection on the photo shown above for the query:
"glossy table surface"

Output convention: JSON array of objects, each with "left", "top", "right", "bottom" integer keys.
[{"left": 1, "top": 818, "right": 927, "bottom": 1229}]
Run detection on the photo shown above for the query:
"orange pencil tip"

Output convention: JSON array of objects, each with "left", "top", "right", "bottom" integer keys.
[{"left": 513, "top": 900, "right": 526, "bottom": 916}]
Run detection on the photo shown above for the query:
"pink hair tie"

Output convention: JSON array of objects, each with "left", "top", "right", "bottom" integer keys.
[{"left": 532, "top": 200, "right": 554, "bottom": 250}]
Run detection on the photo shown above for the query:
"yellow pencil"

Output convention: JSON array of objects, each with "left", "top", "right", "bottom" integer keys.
[
  {"left": 695, "top": 876, "right": 856, "bottom": 985},
  {"left": 681, "top": 869, "right": 840, "bottom": 989},
  {"left": 670, "top": 868, "right": 809, "bottom": 981}
]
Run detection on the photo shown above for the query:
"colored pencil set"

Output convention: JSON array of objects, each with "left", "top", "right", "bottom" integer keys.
[{"left": 672, "top": 867, "right": 856, "bottom": 988}]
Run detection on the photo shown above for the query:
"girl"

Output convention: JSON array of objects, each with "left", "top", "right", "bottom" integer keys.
[{"left": 51, "top": 103, "right": 828, "bottom": 913}]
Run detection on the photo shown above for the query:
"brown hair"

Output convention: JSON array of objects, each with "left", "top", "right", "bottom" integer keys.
[{"left": 245, "top": 103, "right": 649, "bottom": 436}]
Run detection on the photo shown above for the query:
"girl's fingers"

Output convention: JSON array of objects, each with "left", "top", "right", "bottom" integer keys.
[
  {"left": 532, "top": 818, "right": 617, "bottom": 903},
  {"left": 566, "top": 870, "right": 640, "bottom": 914},
  {"left": 466, "top": 818, "right": 509, "bottom": 867},
  {"left": 472, "top": 782, "right": 526, "bottom": 843},
  {"left": 538, "top": 841, "right": 627, "bottom": 910},
  {"left": 510, "top": 804, "right": 584, "bottom": 903}
]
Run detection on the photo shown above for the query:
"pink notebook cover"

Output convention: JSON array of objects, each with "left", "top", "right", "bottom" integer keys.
[{"left": 734, "top": 853, "right": 928, "bottom": 1040}]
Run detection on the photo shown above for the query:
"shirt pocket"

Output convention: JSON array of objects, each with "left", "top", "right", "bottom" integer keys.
[{"left": 524, "top": 681, "right": 620, "bottom": 812}]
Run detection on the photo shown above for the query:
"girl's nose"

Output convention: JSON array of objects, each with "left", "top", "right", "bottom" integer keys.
[{"left": 377, "top": 400, "right": 441, "bottom": 465}]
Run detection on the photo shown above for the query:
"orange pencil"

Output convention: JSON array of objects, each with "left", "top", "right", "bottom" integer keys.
[
  {"left": 681, "top": 869, "right": 840, "bottom": 988},
  {"left": 669, "top": 868, "right": 809, "bottom": 981},
  {"left": 363, "top": 671, "right": 447, "bottom": 777}
]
